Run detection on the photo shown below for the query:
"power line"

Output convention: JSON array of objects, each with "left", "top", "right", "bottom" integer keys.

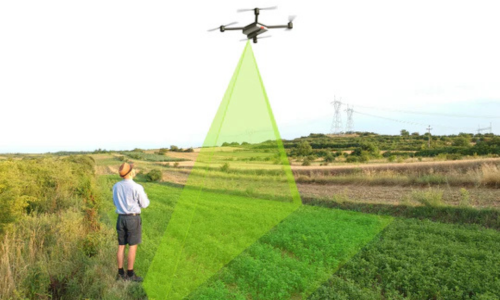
[
  {"left": 329, "top": 96, "right": 343, "bottom": 135},
  {"left": 477, "top": 122, "right": 493, "bottom": 134},
  {"left": 336, "top": 101, "right": 500, "bottom": 119},
  {"left": 345, "top": 105, "right": 354, "bottom": 133},
  {"left": 353, "top": 109, "right": 477, "bottom": 132},
  {"left": 426, "top": 125, "right": 433, "bottom": 148}
]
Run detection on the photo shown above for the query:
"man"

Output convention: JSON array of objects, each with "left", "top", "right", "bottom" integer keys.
[{"left": 113, "top": 162, "right": 150, "bottom": 281}]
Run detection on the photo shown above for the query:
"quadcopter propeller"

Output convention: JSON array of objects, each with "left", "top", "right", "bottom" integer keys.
[
  {"left": 207, "top": 22, "right": 238, "bottom": 32},
  {"left": 237, "top": 6, "right": 277, "bottom": 13}
]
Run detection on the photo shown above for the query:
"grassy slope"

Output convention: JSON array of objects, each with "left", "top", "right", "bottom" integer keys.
[{"left": 104, "top": 177, "right": 389, "bottom": 299}]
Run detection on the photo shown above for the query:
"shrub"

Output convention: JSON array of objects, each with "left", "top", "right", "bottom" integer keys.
[
  {"left": 459, "top": 188, "right": 471, "bottom": 207},
  {"left": 481, "top": 163, "right": 500, "bottom": 187},
  {"left": 173, "top": 162, "right": 179, "bottom": 168},
  {"left": 146, "top": 169, "right": 162, "bottom": 182},
  {"left": 346, "top": 156, "right": 358, "bottom": 163},
  {"left": 324, "top": 152, "right": 335, "bottom": 163},
  {"left": 220, "top": 163, "right": 230, "bottom": 172},
  {"left": 446, "top": 153, "right": 462, "bottom": 160},
  {"left": 358, "top": 152, "right": 370, "bottom": 163},
  {"left": 331, "top": 191, "right": 350, "bottom": 204},
  {"left": 302, "top": 159, "right": 311, "bottom": 166},
  {"left": 306, "top": 155, "right": 316, "bottom": 161},
  {"left": 296, "top": 141, "right": 313, "bottom": 156},
  {"left": 453, "top": 136, "right": 471, "bottom": 147},
  {"left": 410, "top": 189, "right": 444, "bottom": 207}
]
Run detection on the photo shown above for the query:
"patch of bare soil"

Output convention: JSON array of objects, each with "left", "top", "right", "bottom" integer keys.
[
  {"left": 297, "top": 183, "right": 500, "bottom": 208},
  {"left": 161, "top": 169, "right": 189, "bottom": 185}
]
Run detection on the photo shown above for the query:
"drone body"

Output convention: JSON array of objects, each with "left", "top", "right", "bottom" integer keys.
[{"left": 208, "top": 7, "right": 295, "bottom": 43}]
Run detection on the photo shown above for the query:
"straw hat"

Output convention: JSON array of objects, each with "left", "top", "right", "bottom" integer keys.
[{"left": 119, "top": 162, "right": 134, "bottom": 178}]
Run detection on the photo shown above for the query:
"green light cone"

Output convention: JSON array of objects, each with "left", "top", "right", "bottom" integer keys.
[{"left": 143, "top": 41, "right": 302, "bottom": 299}]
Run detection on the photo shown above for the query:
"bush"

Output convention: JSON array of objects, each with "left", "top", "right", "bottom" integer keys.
[
  {"left": 358, "top": 152, "right": 370, "bottom": 163},
  {"left": 411, "top": 189, "right": 443, "bottom": 207},
  {"left": 296, "top": 141, "right": 313, "bottom": 156},
  {"left": 220, "top": 163, "right": 230, "bottom": 172},
  {"left": 346, "top": 156, "right": 358, "bottom": 163},
  {"left": 0, "top": 157, "right": 122, "bottom": 299},
  {"left": 146, "top": 169, "right": 162, "bottom": 182},
  {"left": 0, "top": 157, "right": 99, "bottom": 233},
  {"left": 323, "top": 152, "right": 335, "bottom": 163},
  {"left": 446, "top": 153, "right": 463, "bottom": 160},
  {"left": 459, "top": 188, "right": 471, "bottom": 207}
]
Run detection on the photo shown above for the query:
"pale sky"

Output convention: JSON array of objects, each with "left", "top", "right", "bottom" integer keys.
[{"left": 1, "top": 0, "right": 499, "bottom": 153}]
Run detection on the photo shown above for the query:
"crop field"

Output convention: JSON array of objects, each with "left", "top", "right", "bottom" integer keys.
[
  {"left": 98, "top": 175, "right": 500, "bottom": 299},
  {"left": 92, "top": 144, "right": 500, "bottom": 209},
  {"left": 88, "top": 136, "right": 499, "bottom": 299}
]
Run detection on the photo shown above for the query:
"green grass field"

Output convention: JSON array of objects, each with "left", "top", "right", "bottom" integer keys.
[
  {"left": 308, "top": 218, "right": 500, "bottom": 300},
  {"left": 102, "top": 177, "right": 500, "bottom": 299}
]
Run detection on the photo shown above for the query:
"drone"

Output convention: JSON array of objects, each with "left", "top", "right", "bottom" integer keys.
[{"left": 208, "top": 6, "right": 295, "bottom": 43}]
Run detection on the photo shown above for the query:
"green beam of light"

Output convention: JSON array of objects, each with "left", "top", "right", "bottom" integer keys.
[{"left": 143, "top": 41, "right": 302, "bottom": 299}]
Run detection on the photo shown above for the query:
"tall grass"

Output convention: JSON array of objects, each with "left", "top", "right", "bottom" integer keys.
[
  {"left": 0, "top": 157, "right": 142, "bottom": 299},
  {"left": 482, "top": 163, "right": 500, "bottom": 187},
  {"left": 294, "top": 161, "right": 500, "bottom": 187},
  {"left": 410, "top": 188, "right": 444, "bottom": 207}
]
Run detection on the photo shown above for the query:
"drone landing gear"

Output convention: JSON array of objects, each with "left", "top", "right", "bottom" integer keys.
[{"left": 253, "top": 37, "right": 258, "bottom": 43}]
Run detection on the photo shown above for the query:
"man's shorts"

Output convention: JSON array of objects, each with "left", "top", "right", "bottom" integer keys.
[{"left": 116, "top": 214, "right": 142, "bottom": 246}]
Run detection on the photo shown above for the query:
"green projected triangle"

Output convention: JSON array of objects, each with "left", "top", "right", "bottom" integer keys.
[{"left": 143, "top": 41, "right": 302, "bottom": 299}]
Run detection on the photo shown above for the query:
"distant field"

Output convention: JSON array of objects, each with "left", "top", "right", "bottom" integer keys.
[{"left": 93, "top": 149, "right": 500, "bottom": 210}]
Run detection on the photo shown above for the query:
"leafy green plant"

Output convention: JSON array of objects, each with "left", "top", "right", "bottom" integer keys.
[
  {"left": 459, "top": 188, "right": 471, "bottom": 207},
  {"left": 146, "top": 169, "right": 163, "bottom": 182},
  {"left": 220, "top": 163, "right": 230, "bottom": 172},
  {"left": 309, "top": 218, "right": 500, "bottom": 300},
  {"left": 410, "top": 188, "right": 444, "bottom": 207},
  {"left": 346, "top": 156, "right": 358, "bottom": 163},
  {"left": 323, "top": 152, "right": 335, "bottom": 163}
]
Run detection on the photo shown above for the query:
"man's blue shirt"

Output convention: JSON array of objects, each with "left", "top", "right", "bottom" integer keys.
[{"left": 113, "top": 179, "right": 150, "bottom": 214}]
